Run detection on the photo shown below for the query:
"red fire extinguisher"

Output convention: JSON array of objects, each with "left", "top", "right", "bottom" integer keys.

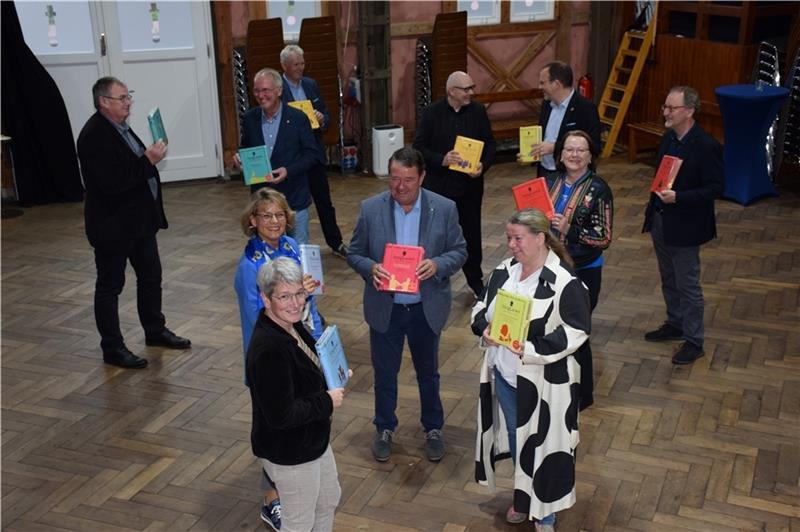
[{"left": 578, "top": 74, "right": 593, "bottom": 100}]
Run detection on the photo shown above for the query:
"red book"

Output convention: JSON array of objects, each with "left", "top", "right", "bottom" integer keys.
[
  {"left": 379, "top": 243, "right": 425, "bottom": 294},
  {"left": 511, "top": 177, "right": 555, "bottom": 219},
  {"left": 650, "top": 155, "right": 683, "bottom": 192}
]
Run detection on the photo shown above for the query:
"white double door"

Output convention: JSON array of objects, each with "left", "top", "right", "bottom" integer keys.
[{"left": 17, "top": 1, "right": 222, "bottom": 182}]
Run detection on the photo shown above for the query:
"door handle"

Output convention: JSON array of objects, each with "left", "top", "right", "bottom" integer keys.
[{"left": 100, "top": 33, "right": 106, "bottom": 56}]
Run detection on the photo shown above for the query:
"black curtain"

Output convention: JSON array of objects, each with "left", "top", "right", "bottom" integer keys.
[{"left": 1, "top": 1, "right": 83, "bottom": 205}]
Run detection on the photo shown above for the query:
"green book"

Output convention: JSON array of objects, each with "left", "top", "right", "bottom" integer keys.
[
  {"left": 489, "top": 289, "right": 532, "bottom": 351},
  {"left": 147, "top": 107, "right": 168, "bottom": 144},
  {"left": 238, "top": 145, "right": 272, "bottom": 186}
]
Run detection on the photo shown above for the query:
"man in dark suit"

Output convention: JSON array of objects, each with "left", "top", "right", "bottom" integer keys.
[
  {"left": 642, "top": 86, "right": 723, "bottom": 365},
  {"left": 533, "top": 61, "right": 601, "bottom": 176},
  {"left": 413, "top": 70, "right": 496, "bottom": 298},
  {"left": 348, "top": 147, "right": 467, "bottom": 463},
  {"left": 237, "top": 68, "right": 321, "bottom": 245},
  {"left": 280, "top": 45, "right": 348, "bottom": 258},
  {"left": 77, "top": 77, "right": 191, "bottom": 369}
]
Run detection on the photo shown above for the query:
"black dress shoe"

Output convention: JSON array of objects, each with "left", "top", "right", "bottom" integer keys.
[
  {"left": 103, "top": 346, "right": 148, "bottom": 369},
  {"left": 145, "top": 329, "right": 191, "bottom": 349}
]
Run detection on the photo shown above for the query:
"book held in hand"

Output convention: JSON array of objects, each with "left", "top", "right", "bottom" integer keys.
[
  {"left": 147, "top": 107, "right": 168, "bottom": 144},
  {"left": 518, "top": 125, "right": 542, "bottom": 163},
  {"left": 448, "top": 135, "right": 484, "bottom": 174},
  {"left": 650, "top": 155, "right": 683, "bottom": 192},
  {"left": 511, "top": 177, "right": 555, "bottom": 219},
  {"left": 299, "top": 244, "right": 324, "bottom": 295},
  {"left": 238, "top": 145, "right": 273, "bottom": 186},
  {"left": 315, "top": 325, "right": 350, "bottom": 389},
  {"left": 489, "top": 289, "right": 532, "bottom": 351},
  {"left": 379, "top": 243, "right": 425, "bottom": 294},
  {"left": 288, "top": 100, "right": 320, "bottom": 129}
]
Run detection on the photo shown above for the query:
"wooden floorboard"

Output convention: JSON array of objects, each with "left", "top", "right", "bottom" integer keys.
[{"left": 2, "top": 156, "right": 799, "bottom": 531}]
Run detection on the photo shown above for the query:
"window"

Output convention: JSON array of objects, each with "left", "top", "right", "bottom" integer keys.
[
  {"left": 457, "top": 0, "right": 555, "bottom": 26},
  {"left": 510, "top": 1, "right": 555, "bottom": 23},
  {"left": 266, "top": 1, "right": 320, "bottom": 42}
]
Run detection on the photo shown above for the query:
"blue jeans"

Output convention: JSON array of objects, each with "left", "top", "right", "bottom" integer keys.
[
  {"left": 369, "top": 303, "right": 443, "bottom": 433},
  {"left": 288, "top": 207, "right": 310, "bottom": 245},
  {"left": 494, "top": 368, "right": 555, "bottom": 526}
]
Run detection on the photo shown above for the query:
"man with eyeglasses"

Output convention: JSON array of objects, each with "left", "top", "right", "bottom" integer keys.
[
  {"left": 413, "top": 70, "right": 496, "bottom": 299},
  {"left": 279, "top": 44, "right": 349, "bottom": 260},
  {"left": 534, "top": 61, "right": 601, "bottom": 177},
  {"left": 77, "top": 76, "right": 191, "bottom": 369},
  {"left": 642, "top": 86, "right": 723, "bottom": 365},
  {"left": 236, "top": 68, "right": 321, "bottom": 245}
]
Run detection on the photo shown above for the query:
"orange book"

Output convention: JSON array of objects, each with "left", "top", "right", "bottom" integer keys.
[
  {"left": 511, "top": 177, "right": 555, "bottom": 219},
  {"left": 650, "top": 155, "right": 683, "bottom": 192},
  {"left": 379, "top": 244, "right": 425, "bottom": 294}
]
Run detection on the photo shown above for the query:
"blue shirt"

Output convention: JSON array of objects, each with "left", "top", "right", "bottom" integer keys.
[
  {"left": 542, "top": 90, "right": 575, "bottom": 171},
  {"left": 283, "top": 75, "right": 307, "bottom": 102},
  {"left": 260, "top": 106, "right": 282, "bottom": 157},
  {"left": 392, "top": 193, "right": 422, "bottom": 304}
]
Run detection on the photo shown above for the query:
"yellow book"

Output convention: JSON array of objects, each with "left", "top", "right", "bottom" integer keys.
[
  {"left": 489, "top": 289, "right": 532, "bottom": 351},
  {"left": 288, "top": 100, "right": 320, "bottom": 129},
  {"left": 448, "top": 135, "right": 484, "bottom": 174},
  {"left": 518, "top": 125, "right": 542, "bottom": 163}
]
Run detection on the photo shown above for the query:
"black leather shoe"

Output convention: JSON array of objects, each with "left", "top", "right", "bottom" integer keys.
[
  {"left": 644, "top": 323, "right": 683, "bottom": 342},
  {"left": 103, "top": 346, "right": 148, "bottom": 369},
  {"left": 145, "top": 329, "right": 191, "bottom": 349}
]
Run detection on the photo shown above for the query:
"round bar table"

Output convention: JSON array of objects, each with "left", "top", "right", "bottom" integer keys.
[{"left": 714, "top": 84, "right": 789, "bottom": 205}]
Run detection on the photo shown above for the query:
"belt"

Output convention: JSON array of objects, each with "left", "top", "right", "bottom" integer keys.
[{"left": 393, "top": 302, "right": 422, "bottom": 310}]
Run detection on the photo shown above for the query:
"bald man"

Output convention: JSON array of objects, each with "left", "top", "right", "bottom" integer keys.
[{"left": 413, "top": 71, "right": 496, "bottom": 298}]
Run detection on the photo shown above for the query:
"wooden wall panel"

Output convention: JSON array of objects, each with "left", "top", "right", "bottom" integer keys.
[
  {"left": 627, "top": 35, "right": 756, "bottom": 142},
  {"left": 299, "top": 16, "right": 341, "bottom": 146}
]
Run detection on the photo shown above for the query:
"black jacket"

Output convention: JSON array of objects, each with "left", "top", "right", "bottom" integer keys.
[
  {"left": 246, "top": 312, "right": 333, "bottom": 465},
  {"left": 642, "top": 123, "right": 723, "bottom": 246},
  {"left": 77, "top": 112, "right": 166, "bottom": 246},
  {"left": 539, "top": 92, "right": 601, "bottom": 166}
]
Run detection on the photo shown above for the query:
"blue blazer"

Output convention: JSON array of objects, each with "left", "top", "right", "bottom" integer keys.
[
  {"left": 347, "top": 189, "right": 467, "bottom": 334},
  {"left": 281, "top": 76, "right": 330, "bottom": 146},
  {"left": 240, "top": 104, "right": 321, "bottom": 210}
]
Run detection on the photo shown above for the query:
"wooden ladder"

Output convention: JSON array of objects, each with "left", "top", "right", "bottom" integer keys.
[{"left": 599, "top": 15, "right": 657, "bottom": 158}]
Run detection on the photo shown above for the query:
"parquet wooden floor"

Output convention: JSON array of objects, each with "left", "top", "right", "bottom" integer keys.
[{"left": 2, "top": 156, "right": 799, "bottom": 531}]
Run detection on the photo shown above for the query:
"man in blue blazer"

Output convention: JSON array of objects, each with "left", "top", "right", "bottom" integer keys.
[
  {"left": 534, "top": 61, "right": 601, "bottom": 176},
  {"left": 78, "top": 76, "right": 191, "bottom": 369},
  {"left": 348, "top": 147, "right": 467, "bottom": 463},
  {"left": 237, "top": 67, "right": 321, "bottom": 244},
  {"left": 280, "top": 45, "right": 348, "bottom": 258}
]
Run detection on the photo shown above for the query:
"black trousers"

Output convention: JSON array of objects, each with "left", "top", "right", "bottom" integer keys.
[
  {"left": 576, "top": 266, "right": 602, "bottom": 312},
  {"left": 93, "top": 233, "right": 165, "bottom": 352},
  {"left": 454, "top": 183, "right": 484, "bottom": 295},
  {"left": 308, "top": 163, "right": 343, "bottom": 250},
  {"left": 575, "top": 265, "right": 601, "bottom": 411}
]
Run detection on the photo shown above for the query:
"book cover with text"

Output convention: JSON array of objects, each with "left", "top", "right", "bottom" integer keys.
[
  {"left": 448, "top": 135, "right": 484, "bottom": 174},
  {"left": 489, "top": 289, "right": 532, "bottom": 351},
  {"left": 650, "top": 155, "right": 683, "bottom": 192},
  {"left": 238, "top": 146, "right": 272, "bottom": 186},
  {"left": 315, "top": 325, "right": 349, "bottom": 389},
  {"left": 380, "top": 243, "right": 425, "bottom": 294},
  {"left": 288, "top": 100, "right": 320, "bottom": 129},
  {"left": 300, "top": 244, "right": 324, "bottom": 295},
  {"left": 518, "top": 125, "right": 542, "bottom": 163},
  {"left": 511, "top": 177, "right": 555, "bottom": 219}
]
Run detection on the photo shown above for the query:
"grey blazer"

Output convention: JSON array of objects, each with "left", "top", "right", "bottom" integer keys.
[{"left": 347, "top": 189, "right": 467, "bottom": 334}]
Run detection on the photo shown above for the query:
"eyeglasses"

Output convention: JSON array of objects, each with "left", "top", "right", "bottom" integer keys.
[
  {"left": 271, "top": 290, "right": 307, "bottom": 304},
  {"left": 454, "top": 85, "right": 476, "bottom": 92},
  {"left": 563, "top": 147, "right": 590, "bottom": 155},
  {"left": 660, "top": 104, "right": 687, "bottom": 112},
  {"left": 254, "top": 87, "right": 279, "bottom": 95},
  {"left": 254, "top": 211, "right": 286, "bottom": 222},
  {"left": 102, "top": 92, "right": 134, "bottom": 102}
]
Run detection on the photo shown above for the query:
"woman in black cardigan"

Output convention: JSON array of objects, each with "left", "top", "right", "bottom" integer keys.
[{"left": 247, "top": 257, "right": 347, "bottom": 531}]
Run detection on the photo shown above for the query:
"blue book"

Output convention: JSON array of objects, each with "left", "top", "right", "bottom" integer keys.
[
  {"left": 314, "top": 325, "right": 349, "bottom": 389},
  {"left": 147, "top": 107, "right": 168, "bottom": 144},
  {"left": 239, "top": 145, "right": 272, "bottom": 185}
]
